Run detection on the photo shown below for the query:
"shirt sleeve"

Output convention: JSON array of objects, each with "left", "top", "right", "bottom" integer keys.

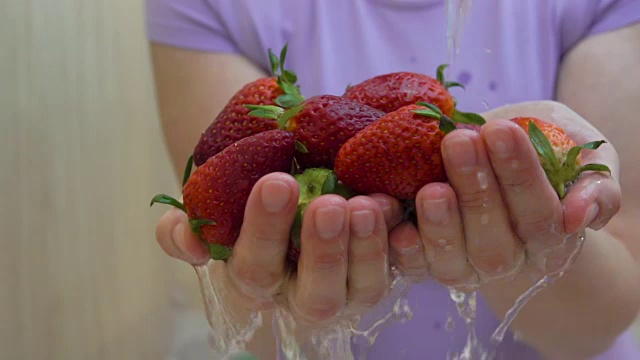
[
  {"left": 145, "top": 0, "right": 239, "bottom": 53},
  {"left": 559, "top": 0, "right": 640, "bottom": 55}
]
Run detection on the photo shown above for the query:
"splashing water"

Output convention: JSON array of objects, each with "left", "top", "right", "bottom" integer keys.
[
  {"left": 195, "top": 263, "right": 264, "bottom": 359},
  {"left": 446, "top": 0, "right": 473, "bottom": 64},
  {"left": 490, "top": 231, "right": 586, "bottom": 343},
  {"left": 195, "top": 259, "right": 413, "bottom": 359},
  {"left": 447, "top": 289, "right": 491, "bottom": 360}
]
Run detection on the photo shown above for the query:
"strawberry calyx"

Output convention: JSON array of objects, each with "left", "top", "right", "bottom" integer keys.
[
  {"left": 268, "top": 44, "right": 305, "bottom": 108},
  {"left": 435, "top": 65, "right": 487, "bottom": 127},
  {"left": 244, "top": 104, "right": 308, "bottom": 153},
  {"left": 290, "top": 168, "right": 356, "bottom": 256},
  {"left": 413, "top": 102, "right": 458, "bottom": 134},
  {"left": 436, "top": 64, "right": 465, "bottom": 91},
  {"left": 527, "top": 120, "right": 611, "bottom": 199}
]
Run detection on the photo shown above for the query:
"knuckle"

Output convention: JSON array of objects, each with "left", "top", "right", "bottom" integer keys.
[
  {"left": 469, "top": 250, "right": 510, "bottom": 274},
  {"left": 313, "top": 252, "right": 346, "bottom": 270},
  {"left": 514, "top": 215, "right": 554, "bottom": 238},
  {"left": 351, "top": 287, "right": 387, "bottom": 308},
  {"left": 300, "top": 302, "right": 343, "bottom": 322},
  {"left": 500, "top": 172, "right": 536, "bottom": 194},
  {"left": 349, "top": 248, "right": 387, "bottom": 264},
  {"left": 230, "top": 264, "right": 281, "bottom": 289},
  {"left": 458, "top": 188, "right": 489, "bottom": 214}
]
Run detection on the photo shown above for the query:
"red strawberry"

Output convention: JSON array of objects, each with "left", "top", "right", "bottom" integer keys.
[
  {"left": 334, "top": 103, "right": 462, "bottom": 200},
  {"left": 511, "top": 117, "right": 610, "bottom": 198},
  {"left": 247, "top": 95, "right": 386, "bottom": 170},
  {"left": 151, "top": 129, "right": 296, "bottom": 260},
  {"left": 343, "top": 65, "right": 463, "bottom": 116},
  {"left": 193, "top": 45, "right": 304, "bottom": 166}
]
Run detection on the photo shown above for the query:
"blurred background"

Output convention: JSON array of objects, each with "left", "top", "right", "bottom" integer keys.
[
  {"left": 1, "top": 0, "right": 204, "bottom": 359},
  {"left": 1, "top": 1, "right": 639, "bottom": 359}
]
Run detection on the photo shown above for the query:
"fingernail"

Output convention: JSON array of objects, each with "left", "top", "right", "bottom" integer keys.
[
  {"left": 315, "top": 206, "right": 346, "bottom": 240},
  {"left": 582, "top": 204, "right": 599, "bottom": 229},
  {"left": 423, "top": 198, "right": 449, "bottom": 224},
  {"left": 261, "top": 180, "right": 292, "bottom": 213},
  {"left": 351, "top": 210, "right": 375, "bottom": 237},
  {"left": 485, "top": 125, "right": 516, "bottom": 159},
  {"left": 173, "top": 223, "right": 184, "bottom": 247},
  {"left": 446, "top": 136, "right": 477, "bottom": 172}
]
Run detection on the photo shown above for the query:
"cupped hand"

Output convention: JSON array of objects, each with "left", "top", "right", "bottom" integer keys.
[
  {"left": 155, "top": 172, "right": 404, "bottom": 324},
  {"left": 390, "top": 101, "right": 622, "bottom": 287}
]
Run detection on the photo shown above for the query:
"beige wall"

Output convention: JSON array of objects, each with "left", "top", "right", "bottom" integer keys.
[{"left": 1, "top": 0, "right": 201, "bottom": 359}]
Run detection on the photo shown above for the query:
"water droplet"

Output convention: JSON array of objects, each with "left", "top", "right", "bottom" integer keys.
[
  {"left": 481, "top": 100, "right": 490, "bottom": 109},
  {"left": 480, "top": 213, "right": 490, "bottom": 225},
  {"left": 511, "top": 160, "right": 519, "bottom": 170},
  {"left": 484, "top": 48, "right": 493, "bottom": 54},
  {"left": 445, "top": 315, "right": 456, "bottom": 332},
  {"left": 477, "top": 171, "right": 489, "bottom": 190}
]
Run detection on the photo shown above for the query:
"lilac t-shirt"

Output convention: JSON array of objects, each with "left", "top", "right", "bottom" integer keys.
[{"left": 146, "top": 0, "right": 640, "bottom": 358}]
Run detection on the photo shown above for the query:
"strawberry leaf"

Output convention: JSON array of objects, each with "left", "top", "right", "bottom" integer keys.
[
  {"left": 578, "top": 163, "right": 611, "bottom": 175},
  {"left": 282, "top": 70, "right": 297, "bottom": 84},
  {"left": 580, "top": 140, "right": 607, "bottom": 150},
  {"left": 245, "top": 104, "right": 285, "bottom": 120},
  {"left": 208, "top": 243, "right": 232, "bottom": 261},
  {"left": 279, "top": 81, "right": 298, "bottom": 96},
  {"left": 268, "top": 49, "right": 280, "bottom": 76},
  {"left": 439, "top": 116, "right": 458, "bottom": 134},
  {"left": 417, "top": 102, "right": 444, "bottom": 116},
  {"left": 275, "top": 94, "right": 304, "bottom": 108},
  {"left": 564, "top": 145, "right": 582, "bottom": 171},
  {"left": 444, "top": 81, "right": 465, "bottom": 90},
  {"left": 189, "top": 219, "right": 216, "bottom": 236},
  {"left": 436, "top": 64, "right": 448, "bottom": 85},
  {"left": 321, "top": 172, "right": 338, "bottom": 195},
  {"left": 279, "top": 44, "right": 288, "bottom": 72},
  {"left": 182, "top": 155, "right": 194, "bottom": 187},
  {"left": 278, "top": 104, "right": 304, "bottom": 128},
  {"left": 413, "top": 109, "right": 441, "bottom": 119},
  {"left": 295, "top": 140, "right": 309, "bottom": 154},
  {"left": 452, "top": 109, "right": 486, "bottom": 125},
  {"left": 150, "top": 194, "right": 186, "bottom": 213},
  {"left": 528, "top": 120, "right": 560, "bottom": 170}
]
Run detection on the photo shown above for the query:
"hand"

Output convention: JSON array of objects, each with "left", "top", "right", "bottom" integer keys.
[
  {"left": 390, "top": 101, "right": 622, "bottom": 287},
  {"left": 155, "top": 172, "right": 404, "bottom": 326}
]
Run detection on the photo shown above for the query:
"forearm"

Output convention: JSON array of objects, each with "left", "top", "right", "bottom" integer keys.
[{"left": 482, "top": 229, "right": 640, "bottom": 359}]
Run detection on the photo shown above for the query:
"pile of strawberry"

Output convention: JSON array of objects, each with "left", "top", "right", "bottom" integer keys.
[{"left": 151, "top": 45, "right": 610, "bottom": 262}]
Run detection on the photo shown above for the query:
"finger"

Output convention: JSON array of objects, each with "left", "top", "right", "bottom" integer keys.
[
  {"left": 227, "top": 172, "right": 299, "bottom": 297},
  {"left": 293, "top": 195, "right": 350, "bottom": 321},
  {"left": 482, "top": 120, "right": 564, "bottom": 248},
  {"left": 563, "top": 172, "right": 621, "bottom": 234},
  {"left": 442, "top": 129, "right": 522, "bottom": 279},
  {"left": 156, "top": 208, "right": 210, "bottom": 265},
  {"left": 415, "top": 183, "right": 476, "bottom": 287},
  {"left": 389, "top": 222, "right": 429, "bottom": 282},
  {"left": 369, "top": 193, "right": 404, "bottom": 230},
  {"left": 347, "top": 196, "right": 389, "bottom": 309}
]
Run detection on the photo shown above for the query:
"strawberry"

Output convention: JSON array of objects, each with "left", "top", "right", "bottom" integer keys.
[
  {"left": 345, "top": 65, "right": 469, "bottom": 114},
  {"left": 334, "top": 103, "right": 472, "bottom": 200},
  {"left": 151, "top": 129, "right": 296, "bottom": 260},
  {"left": 511, "top": 117, "right": 611, "bottom": 198},
  {"left": 246, "top": 95, "right": 386, "bottom": 170},
  {"left": 192, "top": 44, "right": 304, "bottom": 166}
]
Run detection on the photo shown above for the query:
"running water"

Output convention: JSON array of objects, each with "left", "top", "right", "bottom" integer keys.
[
  {"left": 490, "top": 231, "right": 586, "bottom": 343},
  {"left": 195, "top": 259, "right": 413, "bottom": 359},
  {"left": 446, "top": 0, "right": 473, "bottom": 65},
  {"left": 447, "top": 289, "right": 491, "bottom": 360},
  {"left": 195, "top": 262, "right": 264, "bottom": 359}
]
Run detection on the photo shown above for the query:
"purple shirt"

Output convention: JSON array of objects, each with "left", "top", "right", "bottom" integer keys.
[{"left": 146, "top": 0, "right": 640, "bottom": 358}]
